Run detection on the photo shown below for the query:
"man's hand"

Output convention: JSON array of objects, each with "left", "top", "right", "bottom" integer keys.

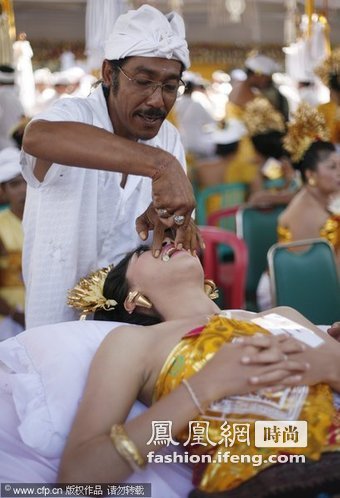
[
  {"left": 151, "top": 158, "right": 196, "bottom": 241},
  {"left": 135, "top": 203, "right": 203, "bottom": 257}
]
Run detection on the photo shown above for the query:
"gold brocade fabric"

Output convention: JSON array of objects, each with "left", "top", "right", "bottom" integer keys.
[
  {"left": 318, "top": 102, "right": 340, "bottom": 145},
  {"left": 223, "top": 102, "right": 258, "bottom": 185},
  {"left": 153, "top": 315, "right": 339, "bottom": 493},
  {"left": 277, "top": 216, "right": 340, "bottom": 251},
  {"left": 277, "top": 225, "right": 293, "bottom": 243},
  {"left": 0, "top": 209, "right": 25, "bottom": 316}
]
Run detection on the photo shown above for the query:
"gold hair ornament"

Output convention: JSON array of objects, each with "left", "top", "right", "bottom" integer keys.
[
  {"left": 314, "top": 48, "right": 340, "bottom": 88},
  {"left": 283, "top": 102, "right": 330, "bottom": 164},
  {"left": 243, "top": 97, "right": 286, "bottom": 137},
  {"left": 204, "top": 279, "right": 219, "bottom": 300},
  {"left": 67, "top": 265, "right": 116, "bottom": 320}
]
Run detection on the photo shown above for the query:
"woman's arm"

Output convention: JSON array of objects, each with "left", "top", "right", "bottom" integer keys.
[{"left": 58, "top": 325, "right": 307, "bottom": 484}]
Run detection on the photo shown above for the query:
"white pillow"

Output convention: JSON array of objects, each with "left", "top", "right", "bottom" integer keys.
[{"left": 0, "top": 320, "right": 146, "bottom": 458}]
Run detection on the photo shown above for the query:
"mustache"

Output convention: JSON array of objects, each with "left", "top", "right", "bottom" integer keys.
[{"left": 137, "top": 109, "right": 166, "bottom": 120}]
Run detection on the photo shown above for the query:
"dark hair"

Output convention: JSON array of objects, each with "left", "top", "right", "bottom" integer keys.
[
  {"left": 0, "top": 64, "right": 14, "bottom": 73},
  {"left": 245, "top": 68, "right": 255, "bottom": 78},
  {"left": 0, "top": 64, "right": 15, "bottom": 85},
  {"left": 294, "top": 140, "right": 336, "bottom": 182},
  {"left": 94, "top": 245, "right": 162, "bottom": 326},
  {"left": 215, "top": 141, "right": 239, "bottom": 157},
  {"left": 101, "top": 59, "right": 127, "bottom": 99},
  {"left": 251, "top": 131, "right": 287, "bottom": 160},
  {"left": 329, "top": 73, "right": 340, "bottom": 92}
]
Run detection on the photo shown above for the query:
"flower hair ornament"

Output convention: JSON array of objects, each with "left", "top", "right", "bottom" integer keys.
[
  {"left": 243, "top": 97, "right": 286, "bottom": 137},
  {"left": 314, "top": 48, "right": 340, "bottom": 88},
  {"left": 67, "top": 265, "right": 116, "bottom": 320},
  {"left": 283, "top": 102, "right": 330, "bottom": 164}
]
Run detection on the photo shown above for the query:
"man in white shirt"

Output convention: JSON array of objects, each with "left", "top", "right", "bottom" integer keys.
[
  {"left": 21, "top": 5, "right": 197, "bottom": 327},
  {"left": 0, "top": 66, "right": 25, "bottom": 151}
]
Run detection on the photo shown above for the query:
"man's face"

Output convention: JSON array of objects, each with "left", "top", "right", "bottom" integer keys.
[
  {"left": 103, "top": 56, "right": 183, "bottom": 141},
  {"left": 253, "top": 73, "right": 272, "bottom": 90}
]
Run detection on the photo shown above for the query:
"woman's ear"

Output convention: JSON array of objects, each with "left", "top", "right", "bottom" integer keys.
[
  {"left": 306, "top": 171, "right": 317, "bottom": 186},
  {"left": 124, "top": 291, "right": 152, "bottom": 314}
]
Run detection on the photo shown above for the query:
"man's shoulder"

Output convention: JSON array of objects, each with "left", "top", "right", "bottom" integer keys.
[
  {"left": 33, "top": 87, "right": 104, "bottom": 122},
  {"left": 153, "top": 118, "right": 181, "bottom": 146}
]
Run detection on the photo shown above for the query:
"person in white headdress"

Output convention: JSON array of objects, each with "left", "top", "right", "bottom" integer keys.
[
  {"left": 31, "top": 67, "right": 56, "bottom": 115},
  {"left": 0, "top": 147, "right": 27, "bottom": 340},
  {"left": 244, "top": 54, "right": 289, "bottom": 121},
  {"left": 0, "top": 65, "right": 25, "bottom": 150},
  {"left": 225, "top": 54, "right": 281, "bottom": 185},
  {"left": 21, "top": 5, "right": 198, "bottom": 328},
  {"left": 174, "top": 71, "right": 217, "bottom": 159},
  {"left": 12, "top": 32, "right": 36, "bottom": 116}
]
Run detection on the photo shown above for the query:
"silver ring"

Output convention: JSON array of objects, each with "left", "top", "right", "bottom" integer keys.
[
  {"left": 282, "top": 354, "right": 288, "bottom": 361},
  {"left": 157, "top": 208, "right": 170, "bottom": 218},
  {"left": 174, "top": 215, "right": 185, "bottom": 226}
]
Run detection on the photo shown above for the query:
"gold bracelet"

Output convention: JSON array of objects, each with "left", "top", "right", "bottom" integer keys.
[
  {"left": 182, "top": 378, "right": 205, "bottom": 415},
  {"left": 109, "top": 424, "right": 146, "bottom": 472}
]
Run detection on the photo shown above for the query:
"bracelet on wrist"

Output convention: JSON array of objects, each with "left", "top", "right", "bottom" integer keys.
[
  {"left": 182, "top": 378, "right": 205, "bottom": 416},
  {"left": 109, "top": 424, "right": 146, "bottom": 472}
]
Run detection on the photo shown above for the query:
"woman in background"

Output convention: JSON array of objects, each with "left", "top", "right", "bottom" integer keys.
[
  {"left": 279, "top": 102, "right": 340, "bottom": 265},
  {"left": 242, "top": 97, "right": 298, "bottom": 207}
]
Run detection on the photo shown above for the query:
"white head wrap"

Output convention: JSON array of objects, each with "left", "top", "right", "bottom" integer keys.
[
  {"left": 104, "top": 5, "right": 190, "bottom": 69},
  {"left": 245, "top": 55, "right": 280, "bottom": 76},
  {"left": 0, "top": 148, "right": 21, "bottom": 183},
  {"left": 213, "top": 119, "right": 247, "bottom": 145}
]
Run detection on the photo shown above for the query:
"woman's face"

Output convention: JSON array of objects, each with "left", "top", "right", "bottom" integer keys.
[
  {"left": 313, "top": 152, "right": 340, "bottom": 195},
  {"left": 125, "top": 242, "right": 204, "bottom": 296}
]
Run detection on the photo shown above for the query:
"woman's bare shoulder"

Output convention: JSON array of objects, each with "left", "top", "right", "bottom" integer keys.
[{"left": 102, "top": 323, "right": 163, "bottom": 353}]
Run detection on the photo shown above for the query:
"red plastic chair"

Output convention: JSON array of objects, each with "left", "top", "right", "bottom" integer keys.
[
  {"left": 207, "top": 205, "right": 241, "bottom": 230},
  {"left": 199, "top": 226, "right": 248, "bottom": 310}
]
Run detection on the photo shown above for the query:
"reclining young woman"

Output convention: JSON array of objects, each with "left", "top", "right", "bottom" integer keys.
[{"left": 58, "top": 241, "right": 340, "bottom": 497}]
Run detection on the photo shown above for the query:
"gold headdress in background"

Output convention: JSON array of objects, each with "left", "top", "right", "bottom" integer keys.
[
  {"left": 314, "top": 48, "right": 340, "bottom": 88},
  {"left": 283, "top": 102, "right": 330, "bottom": 164},
  {"left": 67, "top": 265, "right": 116, "bottom": 320},
  {"left": 243, "top": 97, "right": 286, "bottom": 137}
]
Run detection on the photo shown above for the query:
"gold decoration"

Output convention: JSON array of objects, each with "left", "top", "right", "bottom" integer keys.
[
  {"left": 67, "top": 265, "right": 116, "bottom": 319},
  {"left": 283, "top": 102, "right": 330, "bottom": 163},
  {"left": 243, "top": 97, "right": 286, "bottom": 137},
  {"left": 126, "top": 290, "right": 152, "bottom": 309},
  {"left": 314, "top": 48, "right": 340, "bottom": 88},
  {"left": 110, "top": 424, "right": 146, "bottom": 471},
  {"left": 204, "top": 279, "right": 219, "bottom": 300}
]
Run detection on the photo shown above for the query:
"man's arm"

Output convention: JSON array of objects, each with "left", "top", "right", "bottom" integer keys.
[
  {"left": 23, "top": 119, "right": 175, "bottom": 181},
  {"left": 23, "top": 119, "right": 196, "bottom": 239}
]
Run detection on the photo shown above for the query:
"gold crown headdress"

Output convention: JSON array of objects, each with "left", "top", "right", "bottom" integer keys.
[
  {"left": 314, "top": 48, "right": 340, "bottom": 88},
  {"left": 243, "top": 97, "right": 286, "bottom": 137},
  {"left": 67, "top": 265, "right": 116, "bottom": 320},
  {"left": 283, "top": 102, "right": 330, "bottom": 164}
]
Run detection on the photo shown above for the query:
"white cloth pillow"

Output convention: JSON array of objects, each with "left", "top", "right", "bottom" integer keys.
[
  {"left": 0, "top": 320, "right": 132, "bottom": 457},
  {"left": 0, "top": 320, "right": 193, "bottom": 496}
]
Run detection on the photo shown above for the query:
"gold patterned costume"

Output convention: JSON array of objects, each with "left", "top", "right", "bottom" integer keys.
[
  {"left": 223, "top": 102, "right": 258, "bottom": 185},
  {"left": 0, "top": 208, "right": 24, "bottom": 322},
  {"left": 154, "top": 315, "right": 340, "bottom": 493},
  {"left": 277, "top": 215, "right": 340, "bottom": 253}
]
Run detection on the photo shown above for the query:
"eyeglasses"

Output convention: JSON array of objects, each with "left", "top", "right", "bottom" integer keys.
[{"left": 117, "top": 66, "right": 186, "bottom": 99}]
